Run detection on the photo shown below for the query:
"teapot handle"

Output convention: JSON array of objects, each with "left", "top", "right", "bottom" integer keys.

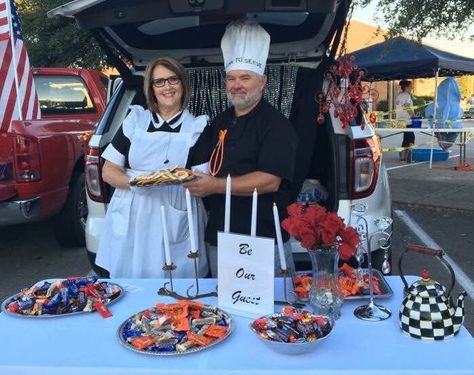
[{"left": 398, "top": 244, "right": 456, "bottom": 297}]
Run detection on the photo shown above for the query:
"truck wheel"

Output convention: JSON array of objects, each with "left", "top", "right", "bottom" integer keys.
[{"left": 54, "top": 172, "right": 87, "bottom": 247}]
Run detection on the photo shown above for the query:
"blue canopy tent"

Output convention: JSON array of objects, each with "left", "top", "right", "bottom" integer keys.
[
  {"left": 350, "top": 36, "right": 474, "bottom": 80},
  {"left": 351, "top": 36, "right": 474, "bottom": 168}
]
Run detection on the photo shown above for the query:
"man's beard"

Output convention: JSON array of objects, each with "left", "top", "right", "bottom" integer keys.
[{"left": 227, "top": 90, "right": 260, "bottom": 110}]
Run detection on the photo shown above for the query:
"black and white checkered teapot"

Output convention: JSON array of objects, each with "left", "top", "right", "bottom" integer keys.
[{"left": 398, "top": 244, "right": 467, "bottom": 340}]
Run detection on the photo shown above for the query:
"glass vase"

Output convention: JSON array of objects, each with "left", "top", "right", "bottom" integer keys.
[{"left": 308, "top": 247, "right": 343, "bottom": 319}]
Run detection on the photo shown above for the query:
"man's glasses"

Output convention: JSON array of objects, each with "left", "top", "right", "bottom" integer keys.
[{"left": 151, "top": 76, "right": 180, "bottom": 88}]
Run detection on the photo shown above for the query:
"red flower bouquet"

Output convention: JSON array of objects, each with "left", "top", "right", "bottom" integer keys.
[{"left": 281, "top": 203, "right": 359, "bottom": 261}]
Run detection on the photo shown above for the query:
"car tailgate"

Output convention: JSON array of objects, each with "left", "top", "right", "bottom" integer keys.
[{"left": 0, "top": 134, "right": 16, "bottom": 201}]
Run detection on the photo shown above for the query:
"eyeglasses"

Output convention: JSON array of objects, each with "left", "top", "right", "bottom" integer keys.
[{"left": 151, "top": 76, "right": 180, "bottom": 88}]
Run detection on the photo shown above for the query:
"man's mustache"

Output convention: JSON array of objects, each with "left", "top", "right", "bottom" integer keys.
[{"left": 229, "top": 89, "right": 246, "bottom": 95}]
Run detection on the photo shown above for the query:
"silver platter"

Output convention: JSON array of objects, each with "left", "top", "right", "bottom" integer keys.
[
  {"left": 117, "top": 304, "right": 233, "bottom": 356},
  {"left": 1, "top": 279, "right": 124, "bottom": 318},
  {"left": 292, "top": 269, "right": 393, "bottom": 301}
]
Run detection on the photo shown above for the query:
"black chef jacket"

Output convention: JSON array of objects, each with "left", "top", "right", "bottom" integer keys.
[{"left": 205, "top": 99, "right": 298, "bottom": 246}]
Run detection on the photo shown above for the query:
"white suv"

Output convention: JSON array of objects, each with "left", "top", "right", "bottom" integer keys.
[{"left": 50, "top": 0, "right": 391, "bottom": 276}]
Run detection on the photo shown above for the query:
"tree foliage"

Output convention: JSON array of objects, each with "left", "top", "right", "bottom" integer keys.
[
  {"left": 17, "top": 0, "right": 107, "bottom": 69},
  {"left": 354, "top": 0, "right": 474, "bottom": 40}
]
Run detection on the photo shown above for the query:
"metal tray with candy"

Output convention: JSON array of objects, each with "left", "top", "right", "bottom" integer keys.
[
  {"left": 117, "top": 300, "right": 232, "bottom": 356},
  {"left": 292, "top": 263, "right": 393, "bottom": 301},
  {"left": 1, "top": 276, "right": 123, "bottom": 318}
]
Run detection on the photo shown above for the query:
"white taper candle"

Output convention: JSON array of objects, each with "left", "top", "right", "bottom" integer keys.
[
  {"left": 224, "top": 174, "right": 231, "bottom": 233},
  {"left": 185, "top": 189, "right": 197, "bottom": 253},
  {"left": 250, "top": 188, "right": 258, "bottom": 237},
  {"left": 273, "top": 203, "right": 287, "bottom": 271},
  {"left": 160, "top": 205, "right": 172, "bottom": 266}
]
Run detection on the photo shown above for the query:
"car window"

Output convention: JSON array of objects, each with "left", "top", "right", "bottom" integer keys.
[{"left": 34, "top": 75, "right": 97, "bottom": 115}]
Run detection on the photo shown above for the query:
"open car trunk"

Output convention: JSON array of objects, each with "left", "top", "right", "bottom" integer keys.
[
  {"left": 49, "top": 0, "right": 347, "bottom": 71},
  {"left": 49, "top": 0, "right": 351, "bottom": 209}
]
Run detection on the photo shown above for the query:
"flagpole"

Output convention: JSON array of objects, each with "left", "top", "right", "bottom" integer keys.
[{"left": 5, "top": 0, "right": 23, "bottom": 120}]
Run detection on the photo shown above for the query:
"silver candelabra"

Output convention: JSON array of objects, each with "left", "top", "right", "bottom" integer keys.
[
  {"left": 157, "top": 250, "right": 218, "bottom": 300},
  {"left": 351, "top": 203, "right": 392, "bottom": 321}
]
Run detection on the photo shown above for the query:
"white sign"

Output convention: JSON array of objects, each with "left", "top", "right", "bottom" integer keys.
[{"left": 217, "top": 232, "right": 274, "bottom": 318}]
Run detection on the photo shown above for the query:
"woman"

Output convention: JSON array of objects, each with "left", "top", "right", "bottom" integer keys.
[
  {"left": 395, "top": 80, "right": 415, "bottom": 161},
  {"left": 95, "top": 57, "right": 210, "bottom": 278}
]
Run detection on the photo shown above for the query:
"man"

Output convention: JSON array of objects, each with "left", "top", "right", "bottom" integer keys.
[{"left": 185, "top": 20, "right": 298, "bottom": 276}]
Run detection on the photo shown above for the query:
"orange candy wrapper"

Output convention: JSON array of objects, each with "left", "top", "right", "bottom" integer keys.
[{"left": 204, "top": 325, "right": 228, "bottom": 339}]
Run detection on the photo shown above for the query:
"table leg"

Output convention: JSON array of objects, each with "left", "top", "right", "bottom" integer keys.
[{"left": 462, "top": 132, "right": 467, "bottom": 165}]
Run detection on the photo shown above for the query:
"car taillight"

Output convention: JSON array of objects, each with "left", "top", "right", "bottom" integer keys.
[
  {"left": 13, "top": 135, "right": 41, "bottom": 182},
  {"left": 350, "top": 135, "right": 381, "bottom": 198},
  {"left": 85, "top": 146, "right": 106, "bottom": 202}
]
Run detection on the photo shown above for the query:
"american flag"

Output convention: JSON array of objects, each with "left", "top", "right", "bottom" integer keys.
[{"left": 0, "top": 0, "right": 40, "bottom": 132}]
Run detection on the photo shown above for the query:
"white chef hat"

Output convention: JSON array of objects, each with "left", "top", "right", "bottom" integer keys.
[{"left": 221, "top": 19, "right": 270, "bottom": 76}]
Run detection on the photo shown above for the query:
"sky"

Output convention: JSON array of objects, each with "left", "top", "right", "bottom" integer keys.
[{"left": 351, "top": 2, "right": 474, "bottom": 58}]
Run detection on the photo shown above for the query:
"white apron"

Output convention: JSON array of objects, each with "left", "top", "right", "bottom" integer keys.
[{"left": 96, "top": 108, "right": 209, "bottom": 278}]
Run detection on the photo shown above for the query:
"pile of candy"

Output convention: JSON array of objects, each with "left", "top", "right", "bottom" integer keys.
[
  {"left": 292, "top": 263, "right": 383, "bottom": 299},
  {"left": 251, "top": 306, "right": 333, "bottom": 344},
  {"left": 120, "top": 300, "right": 231, "bottom": 354},
  {"left": 4, "top": 276, "right": 121, "bottom": 317}
]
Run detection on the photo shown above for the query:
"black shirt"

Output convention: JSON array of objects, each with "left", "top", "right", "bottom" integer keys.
[
  {"left": 110, "top": 111, "right": 210, "bottom": 169},
  {"left": 205, "top": 99, "right": 298, "bottom": 245}
]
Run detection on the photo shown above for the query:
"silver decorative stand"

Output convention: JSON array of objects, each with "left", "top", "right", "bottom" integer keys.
[
  {"left": 351, "top": 204, "right": 392, "bottom": 321},
  {"left": 274, "top": 268, "right": 305, "bottom": 308},
  {"left": 158, "top": 250, "right": 218, "bottom": 300}
]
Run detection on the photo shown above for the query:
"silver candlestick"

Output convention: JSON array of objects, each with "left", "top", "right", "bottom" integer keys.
[
  {"left": 157, "top": 251, "right": 217, "bottom": 300},
  {"left": 351, "top": 204, "right": 392, "bottom": 321}
]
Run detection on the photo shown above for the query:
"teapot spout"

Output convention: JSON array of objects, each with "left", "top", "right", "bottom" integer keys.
[{"left": 452, "top": 291, "right": 468, "bottom": 333}]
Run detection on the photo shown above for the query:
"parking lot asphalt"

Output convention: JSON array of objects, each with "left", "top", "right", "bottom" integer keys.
[
  {"left": 381, "top": 133, "right": 474, "bottom": 212},
  {"left": 380, "top": 131, "right": 474, "bottom": 336}
]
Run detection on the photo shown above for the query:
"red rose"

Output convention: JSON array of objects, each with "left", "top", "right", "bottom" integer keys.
[
  {"left": 306, "top": 205, "right": 327, "bottom": 226},
  {"left": 338, "top": 243, "right": 355, "bottom": 261},
  {"left": 281, "top": 217, "right": 296, "bottom": 236},
  {"left": 325, "top": 212, "right": 345, "bottom": 232},
  {"left": 287, "top": 203, "right": 304, "bottom": 217},
  {"left": 320, "top": 225, "right": 338, "bottom": 246},
  {"left": 340, "top": 226, "right": 359, "bottom": 248},
  {"left": 299, "top": 227, "right": 317, "bottom": 250}
]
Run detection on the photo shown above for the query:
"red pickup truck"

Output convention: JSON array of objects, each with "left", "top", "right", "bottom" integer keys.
[{"left": 0, "top": 67, "right": 107, "bottom": 246}]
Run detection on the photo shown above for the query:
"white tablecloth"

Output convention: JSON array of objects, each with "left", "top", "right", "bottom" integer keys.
[{"left": 0, "top": 277, "right": 473, "bottom": 375}]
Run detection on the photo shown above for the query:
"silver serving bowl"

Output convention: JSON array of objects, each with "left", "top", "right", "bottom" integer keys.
[{"left": 249, "top": 313, "right": 334, "bottom": 355}]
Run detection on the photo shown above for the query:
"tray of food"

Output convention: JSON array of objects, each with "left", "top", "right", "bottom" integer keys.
[
  {"left": 118, "top": 300, "right": 232, "bottom": 355},
  {"left": 1, "top": 277, "right": 123, "bottom": 318},
  {"left": 130, "top": 167, "right": 195, "bottom": 186},
  {"left": 292, "top": 264, "right": 393, "bottom": 301}
]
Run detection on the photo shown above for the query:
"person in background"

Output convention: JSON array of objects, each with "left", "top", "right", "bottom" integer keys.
[
  {"left": 95, "top": 56, "right": 210, "bottom": 278},
  {"left": 425, "top": 77, "right": 464, "bottom": 151},
  {"left": 184, "top": 20, "right": 298, "bottom": 277},
  {"left": 395, "top": 79, "right": 415, "bottom": 161}
]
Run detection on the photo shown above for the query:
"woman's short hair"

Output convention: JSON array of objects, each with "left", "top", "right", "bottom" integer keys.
[
  {"left": 143, "top": 56, "right": 191, "bottom": 113},
  {"left": 399, "top": 80, "right": 411, "bottom": 90}
]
